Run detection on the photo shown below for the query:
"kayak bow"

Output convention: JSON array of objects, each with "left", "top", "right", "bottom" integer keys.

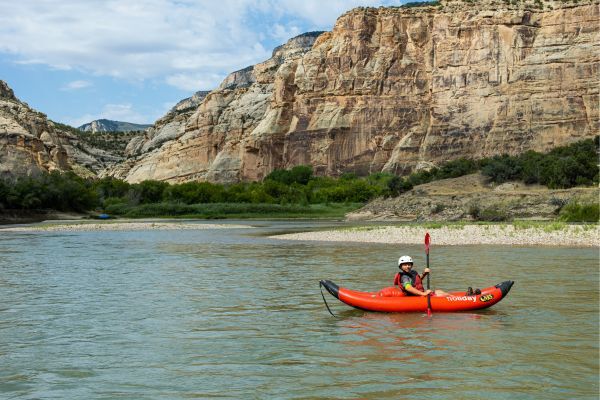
[{"left": 320, "top": 280, "right": 514, "bottom": 313}]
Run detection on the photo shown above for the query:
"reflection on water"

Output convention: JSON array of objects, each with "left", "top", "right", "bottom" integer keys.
[{"left": 0, "top": 221, "right": 598, "bottom": 399}]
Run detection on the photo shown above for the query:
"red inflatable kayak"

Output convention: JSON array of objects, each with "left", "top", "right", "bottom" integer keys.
[{"left": 319, "top": 280, "right": 514, "bottom": 313}]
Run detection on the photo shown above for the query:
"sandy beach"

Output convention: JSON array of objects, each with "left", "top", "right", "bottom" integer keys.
[
  {"left": 271, "top": 224, "right": 600, "bottom": 247},
  {"left": 0, "top": 221, "right": 251, "bottom": 232}
]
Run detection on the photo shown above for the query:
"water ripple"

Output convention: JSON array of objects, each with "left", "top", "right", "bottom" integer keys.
[{"left": 0, "top": 222, "right": 598, "bottom": 399}]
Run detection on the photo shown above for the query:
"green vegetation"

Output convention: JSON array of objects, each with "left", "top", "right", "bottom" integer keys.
[
  {"left": 467, "top": 204, "right": 511, "bottom": 222},
  {"left": 558, "top": 201, "right": 599, "bottom": 223},
  {"left": 76, "top": 131, "right": 143, "bottom": 156},
  {"left": 0, "top": 137, "right": 597, "bottom": 220},
  {"left": 0, "top": 171, "right": 97, "bottom": 212},
  {"left": 401, "top": 1, "right": 440, "bottom": 7},
  {"left": 385, "top": 136, "right": 598, "bottom": 195},
  {"left": 480, "top": 137, "right": 598, "bottom": 189},
  {"left": 103, "top": 202, "right": 359, "bottom": 219},
  {"left": 0, "top": 167, "right": 391, "bottom": 219}
]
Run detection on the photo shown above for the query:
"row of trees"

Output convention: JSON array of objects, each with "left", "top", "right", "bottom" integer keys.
[
  {"left": 480, "top": 137, "right": 598, "bottom": 188},
  {"left": 0, "top": 167, "right": 396, "bottom": 212},
  {"left": 0, "top": 137, "right": 597, "bottom": 213}
]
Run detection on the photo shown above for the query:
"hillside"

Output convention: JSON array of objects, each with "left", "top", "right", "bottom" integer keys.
[
  {"left": 347, "top": 173, "right": 599, "bottom": 221},
  {"left": 0, "top": 80, "right": 122, "bottom": 178},
  {"left": 78, "top": 119, "right": 151, "bottom": 133}
]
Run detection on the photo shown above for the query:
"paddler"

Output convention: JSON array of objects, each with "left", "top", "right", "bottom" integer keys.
[{"left": 394, "top": 255, "right": 453, "bottom": 297}]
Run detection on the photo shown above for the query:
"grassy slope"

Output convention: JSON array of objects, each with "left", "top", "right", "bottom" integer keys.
[{"left": 350, "top": 173, "right": 599, "bottom": 222}]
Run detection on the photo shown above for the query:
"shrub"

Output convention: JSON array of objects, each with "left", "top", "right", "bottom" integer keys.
[
  {"left": 164, "top": 181, "right": 225, "bottom": 204},
  {"left": 468, "top": 204, "right": 481, "bottom": 220},
  {"left": 135, "top": 180, "right": 169, "bottom": 204},
  {"left": 549, "top": 197, "right": 570, "bottom": 214},
  {"left": 388, "top": 176, "right": 413, "bottom": 196},
  {"left": 265, "top": 165, "right": 313, "bottom": 185},
  {"left": 559, "top": 201, "right": 600, "bottom": 222},
  {"left": 436, "top": 158, "right": 478, "bottom": 180},
  {"left": 481, "top": 137, "right": 599, "bottom": 189},
  {"left": 481, "top": 155, "right": 522, "bottom": 183},
  {"left": 432, "top": 203, "right": 445, "bottom": 213},
  {"left": 478, "top": 207, "right": 510, "bottom": 222}
]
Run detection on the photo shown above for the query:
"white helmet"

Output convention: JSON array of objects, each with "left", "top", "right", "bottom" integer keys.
[{"left": 398, "top": 255, "right": 413, "bottom": 267}]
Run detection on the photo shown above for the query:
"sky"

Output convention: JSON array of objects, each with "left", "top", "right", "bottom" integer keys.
[{"left": 0, "top": 0, "right": 417, "bottom": 128}]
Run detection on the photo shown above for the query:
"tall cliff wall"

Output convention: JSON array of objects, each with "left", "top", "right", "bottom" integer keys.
[
  {"left": 108, "top": 0, "right": 599, "bottom": 183},
  {"left": 0, "top": 80, "right": 122, "bottom": 178}
]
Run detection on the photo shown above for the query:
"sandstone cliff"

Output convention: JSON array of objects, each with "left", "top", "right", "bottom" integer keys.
[
  {"left": 0, "top": 80, "right": 122, "bottom": 178},
  {"left": 108, "top": 0, "right": 599, "bottom": 183}
]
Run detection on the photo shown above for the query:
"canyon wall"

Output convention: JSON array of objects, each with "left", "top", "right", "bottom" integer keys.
[
  {"left": 107, "top": 0, "right": 599, "bottom": 183},
  {"left": 0, "top": 80, "right": 122, "bottom": 178}
]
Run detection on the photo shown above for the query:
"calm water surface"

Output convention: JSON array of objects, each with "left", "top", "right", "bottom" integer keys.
[{"left": 0, "top": 221, "right": 598, "bottom": 399}]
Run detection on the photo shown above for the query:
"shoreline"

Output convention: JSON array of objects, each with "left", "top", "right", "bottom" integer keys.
[
  {"left": 270, "top": 224, "right": 600, "bottom": 247},
  {"left": 0, "top": 220, "right": 252, "bottom": 232}
]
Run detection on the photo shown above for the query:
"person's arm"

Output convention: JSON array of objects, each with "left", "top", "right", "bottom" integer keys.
[
  {"left": 401, "top": 276, "right": 431, "bottom": 296},
  {"left": 404, "top": 284, "right": 432, "bottom": 296},
  {"left": 420, "top": 267, "right": 430, "bottom": 280}
]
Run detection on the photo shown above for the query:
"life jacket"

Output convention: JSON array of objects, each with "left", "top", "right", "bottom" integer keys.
[{"left": 394, "top": 270, "right": 424, "bottom": 293}]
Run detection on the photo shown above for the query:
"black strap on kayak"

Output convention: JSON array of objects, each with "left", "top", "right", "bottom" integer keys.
[{"left": 319, "top": 281, "right": 338, "bottom": 318}]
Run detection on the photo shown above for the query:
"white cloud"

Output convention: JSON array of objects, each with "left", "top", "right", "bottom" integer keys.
[
  {"left": 271, "top": 23, "right": 302, "bottom": 42},
  {"left": 61, "top": 80, "right": 92, "bottom": 91},
  {"left": 166, "top": 73, "right": 224, "bottom": 92},
  {"left": 0, "top": 0, "right": 403, "bottom": 92},
  {"left": 264, "top": 0, "right": 401, "bottom": 27}
]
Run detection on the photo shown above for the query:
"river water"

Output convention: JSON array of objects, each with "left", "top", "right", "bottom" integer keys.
[{"left": 1, "top": 221, "right": 598, "bottom": 399}]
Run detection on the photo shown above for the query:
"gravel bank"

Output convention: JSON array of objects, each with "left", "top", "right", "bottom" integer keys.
[
  {"left": 0, "top": 222, "right": 251, "bottom": 232},
  {"left": 271, "top": 225, "right": 600, "bottom": 247}
]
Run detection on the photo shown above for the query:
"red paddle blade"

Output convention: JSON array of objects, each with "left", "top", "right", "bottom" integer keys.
[{"left": 425, "top": 232, "right": 431, "bottom": 254}]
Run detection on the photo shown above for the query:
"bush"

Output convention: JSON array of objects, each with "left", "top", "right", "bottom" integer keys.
[
  {"left": 94, "top": 177, "right": 131, "bottom": 200},
  {"left": 402, "top": 1, "right": 440, "bottom": 7},
  {"left": 468, "top": 204, "right": 481, "bottom": 220},
  {"left": 388, "top": 176, "right": 413, "bottom": 196},
  {"left": 481, "top": 155, "right": 522, "bottom": 183},
  {"left": 432, "top": 203, "right": 445, "bottom": 213},
  {"left": 265, "top": 165, "right": 313, "bottom": 185},
  {"left": 467, "top": 203, "right": 510, "bottom": 221},
  {"left": 478, "top": 207, "right": 510, "bottom": 222},
  {"left": 436, "top": 158, "right": 478, "bottom": 179},
  {"left": 481, "top": 137, "right": 599, "bottom": 189},
  {"left": 559, "top": 201, "right": 600, "bottom": 222},
  {"left": 135, "top": 180, "right": 169, "bottom": 204},
  {"left": 164, "top": 181, "right": 225, "bottom": 204}
]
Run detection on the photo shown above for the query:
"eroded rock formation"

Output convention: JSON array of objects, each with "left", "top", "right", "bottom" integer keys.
[
  {"left": 0, "top": 80, "right": 122, "bottom": 178},
  {"left": 108, "top": 0, "right": 599, "bottom": 183}
]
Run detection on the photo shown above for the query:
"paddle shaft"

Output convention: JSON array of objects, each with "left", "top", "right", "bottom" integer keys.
[
  {"left": 425, "top": 233, "right": 432, "bottom": 316},
  {"left": 426, "top": 252, "right": 430, "bottom": 289}
]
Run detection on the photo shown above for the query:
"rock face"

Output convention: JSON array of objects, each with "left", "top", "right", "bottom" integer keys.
[
  {"left": 0, "top": 80, "right": 122, "bottom": 178},
  {"left": 110, "top": 1, "right": 599, "bottom": 183},
  {"left": 78, "top": 119, "right": 151, "bottom": 133}
]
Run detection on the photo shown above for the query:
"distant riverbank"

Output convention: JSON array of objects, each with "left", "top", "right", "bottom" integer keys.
[
  {"left": 0, "top": 221, "right": 251, "bottom": 232},
  {"left": 271, "top": 223, "right": 600, "bottom": 247}
]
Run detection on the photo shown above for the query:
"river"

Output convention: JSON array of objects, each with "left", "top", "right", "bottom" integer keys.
[{"left": 1, "top": 221, "right": 598, "bottom": 399}]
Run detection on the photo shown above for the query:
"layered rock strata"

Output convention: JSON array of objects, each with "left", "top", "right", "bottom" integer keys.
[
  {"left": 0, "top": 80, "right": 121, "bottom": 178},
  {"left": 109, "top": 1, "right": 599, "bottom": 183}
]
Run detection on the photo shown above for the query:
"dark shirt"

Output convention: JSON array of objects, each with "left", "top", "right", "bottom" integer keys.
[{"left": 399, "top": 270, "right": 422, "bottom": 291}]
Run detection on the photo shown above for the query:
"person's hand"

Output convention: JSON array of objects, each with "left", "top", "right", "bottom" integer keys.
[
  {"left": 423, "top": 289, "right": 432, "bottom": 296},
  {"left": 423, "top": 268, "right": 430, "bottom": 275}
]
